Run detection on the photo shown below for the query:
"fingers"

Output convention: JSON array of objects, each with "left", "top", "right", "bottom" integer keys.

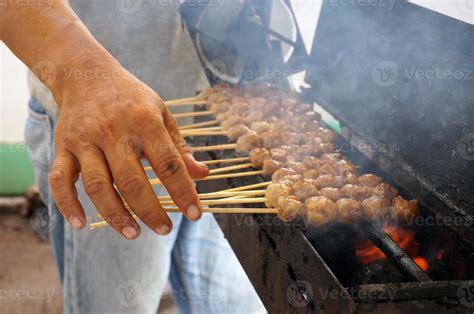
[
  {"left": 50, "top": 150, "right": 85, "bottom": 229},
  {"left": 162, "top": 109, "right": 209, "bottom": 179},
  {"left": 142, "top": 122, "right": 202, "bottom": 221},
  {"left": 102, "top": 143, "right": 172, "bottom": 235},
  {"left": 77, "top": 146, "right": 141, "bottom": 239}
]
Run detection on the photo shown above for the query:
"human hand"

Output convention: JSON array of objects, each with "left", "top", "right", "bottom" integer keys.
[{"left": 49, "top": 57, "right": 208, "bottom": 239}]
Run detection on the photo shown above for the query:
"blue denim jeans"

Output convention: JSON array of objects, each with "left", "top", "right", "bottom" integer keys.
[{"left": 24, "top": 98, "right": 265, "bottom": 314}]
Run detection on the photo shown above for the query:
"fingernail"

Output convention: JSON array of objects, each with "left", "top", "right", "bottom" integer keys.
[
  {"left": 122, "top": 226, "right": 139, "bottom": 239},
  {"left": 155, "top": 224, "right": 170, "bottom": 235},
  {"left": 186, "top": 204, "right": 201, "bottom": 220},
  {"left": 186, "top": 152, "right": 208, "bottom": 169},
  {"left": 70, "top": 216, "right": 84, "bottom": 230}
]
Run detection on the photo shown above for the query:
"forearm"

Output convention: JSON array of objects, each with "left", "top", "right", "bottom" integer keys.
[{"left": 0, "top": 0, "right": 119, "bottom": 102}]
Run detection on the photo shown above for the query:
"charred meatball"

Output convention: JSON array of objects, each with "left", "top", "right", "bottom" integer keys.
[
  {"left": 335, "top": 198, "right": 362, "bottom": 223},
  {"left": 341, "top": 184, "right": 374, "bottom": 200},
  {"left": 251, "top": 121, "right": 273, "bottom": 134},
  {"left": 209, "top": 101, "right": 231, "bottom": 114},
  {"left": 361, "top": 196, "right": 391, "bottom": 220},
  {"left": 392, "top": 196, "right": 420, "bottom": 222},
  {"left": 221, "top": 115, "right": 245, "bottom": 131},
  {"left": 292, "top": 179, "right": 319, "bottom": 201},
  {"left": 305, "top": 196, "right": 337, "bottom": 226},
  {"left": 277, "top": 196, "right": 305, "bottom": 223},
  {"left": 227, "top": 124, "right": 250, "bottom": 142},
  {"left": 262, "top": 159, "right": 284, "bottom": 178},
  {"left": 249, "top": 147, "right": 271, "bottom": 168},
  {"left": 261, "top": 130, "right": 283, "bottom": 148},
  {"left": 265, "top": 182, "right": 292, "bottom": 208},
  {"left": 236, "top": 132, "right": 263, "bottom": 154},
  {"left": 319, "top": 187, "right": 343, "bottom": 202},
  {"left": 272, "top": 168, "right": 297, "bottom": 182},
  {"left": 358, "top": 174, "right": 383, "bottom": 187}
]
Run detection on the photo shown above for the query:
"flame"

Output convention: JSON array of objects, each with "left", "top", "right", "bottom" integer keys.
[{"left": 355, "top": 226, "right": 429, "bottom": 271}]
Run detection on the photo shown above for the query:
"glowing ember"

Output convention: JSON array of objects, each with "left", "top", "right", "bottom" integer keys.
[{"left": 355, "top": 226, "right": 429, "bottom": 271}]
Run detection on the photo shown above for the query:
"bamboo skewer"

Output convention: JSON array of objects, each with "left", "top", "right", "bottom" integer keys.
[
  {"left": 90, "top": 207, "right": 277, "bottom": 230},
  {"left": 182, "top": 131, "right": 229, "bottom": 137},
  {"left": 200, "top": 156, "right": 250, "bottom": 165},
  {"left": 143, "top": 156, "right": 250, "bottom": 172},
  {"left": 157, "top": 190, "right": 265, "bottom": 201},
  {"left": 208, "top": 163, "right": 253, "bottom": 174},
  {"left": 164, "top": 96, "right": 198, "bottom": 104},
  {"left": 179, "top": 120, "right": 219, "bottom": 130},
  {"left": 222, "top": 181, "right": 271, "bottom": 192},
  {"left": 165, "top": 100, "right": 207, "bottom": 106},
  {"left": 190, "top": 143, "right": 237, "bottom": 152},
  {"left": 149, "top": 170, "right": 263, "bottom": 186},
  {"left": 181, "top": 126, "right": 222, "bottom": 132},
  {"left": 159, "top": 197, "right": 266, "bottom": 206},
  {"left": 174, "top": 110, "right": 213, "bottom": 119}
]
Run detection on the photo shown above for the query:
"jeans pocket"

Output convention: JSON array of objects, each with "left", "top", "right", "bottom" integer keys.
[{"left": 24, "top": 98, "right": 53, "bottom": 202}]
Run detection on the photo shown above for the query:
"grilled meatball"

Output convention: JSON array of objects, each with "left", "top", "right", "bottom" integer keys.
[
  {"left": 303, "top": 156, "right": 323, "bottom": 168},
  {"left": 229, "top": 101, "right": 249, "bottom": 114},
  {"left": 236, "top": 132, "right": 263, "bottom": 154},
  {"left": 312, "top": 142, "right": 334, "bottom": 155},
  {"left": 277, "top": 196, "right": 305, "bottom": 223},
  {"left": 227, "top": 124, "right": 250, "bottom": 142},
  {"left": 358, "top": 174, "right": 383, "bottom": 187},
  {"left": 287, "top": 162, "right": 307, "bottom": 174},
  {"left": 196, "top": 87, "right": 213, "bottom": 100},
  {"left": 335, "top": 198, "right": 362, "bottom": 223},
  {"left": 270, "top": 148, "right": 288, "bottom": 162},
  {"left": 265, "top": 182, "right": 292, "bottom": 208},
  {"left": 262, "top": 159, "right": 284, "bottom": 178},
  {"left": 344, "top": 173, "right": 359, "bottom": 185},
  {"left": 209, "top": 101, "right": 231, "bottom": 114},
  {"left": 251, "top": 121, "right": 273, "bottom": 134},
  {"left": 261, "top": 129, "right": 283, "bottom": 148},
  {"left": 318, "top": 128, "right": 338, "bottom": 143},
  {"left": 221, "top": 115, "right": 245, "bottom": 131},
  {"left": 373, "top": 183, "right": 398, "bottom": 199},
  {"left": 249, "top": 147, "right": 271, "bottom": 168},
  {"left": 341, "top": 184, "right": 374, "bottom": 200},
  {"left": 392, "top": 196, "right": 420, "bottom": 222},
  {"left": 361, "top": 196, "right": 391, "bottom": 220},
  {"left": 319, "top": 163, "right": 338, "bottom": 176},
  {"left": 319, "top": 187, "right": 343, "bottom": 202},
  {"left": 292, "top": 179, "right": 319, "bottom": 201},
  {"left": 280, "top": 174, "right": 303, "bottom": 184},
  {"left": 216, "top": 112, "right": 233, "bottom": 123},
  {"left": 321, "top": 153, "right": 345, "bottom": 161},
  {"left": 293, "top": 145, "right": 313, "bottom": 161},
  {"left": 243, "top": 111, "right": 265, "bottom": 124},
  {"left": 272, "top": 168, "right": 297, "bottom": 182},
  {"left": 313, "top": 175, "right": 337, "bottom": 189},
  {"left": 305, "top": 196, "right": 337, "bottom": 226},
  {"left": 334, "top": 160, "right": 358, "bottom": 176},
  {"left": 303, "top": 169, "right": 320, "bottom": 180}
]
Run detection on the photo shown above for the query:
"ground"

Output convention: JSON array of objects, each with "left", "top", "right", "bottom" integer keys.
[{"left": 0, "top": 209, "right": 177, "bottom": 313}]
